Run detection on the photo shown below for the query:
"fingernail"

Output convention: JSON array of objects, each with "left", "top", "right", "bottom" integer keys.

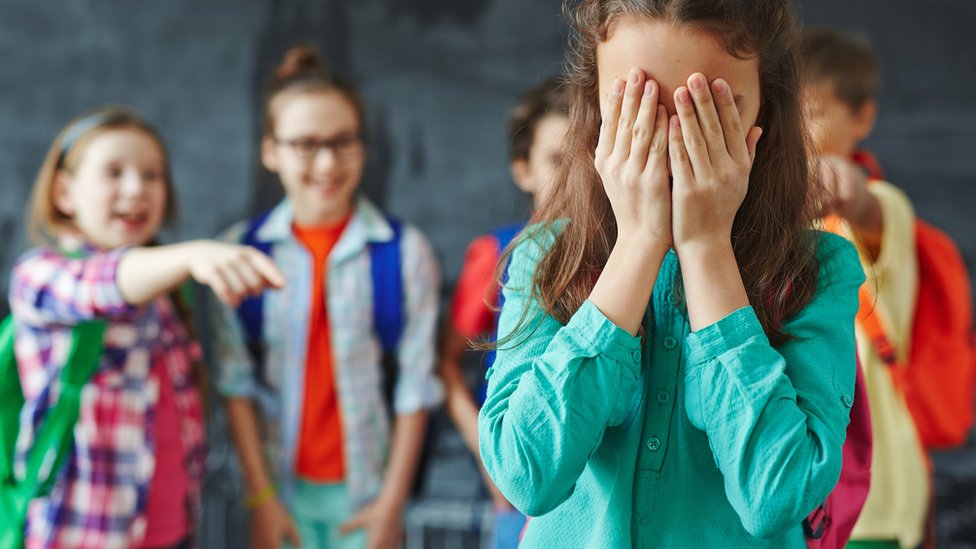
[
  {"left": 712, "top": 79, "right": 729, "bottom": 95},
  {"left": 612, "top": 78, "right": 624, "bottom": 95},
  {"left": 676, "top": 88, "right": 690, "bottom": 104},
  {"left": 690, "top": 74, "right": 706, "bottom": 90},
  {"left": 629, "top": 68, "right": 640, "bottom": 85},
  {"left": 644, "top": 81, "right": 655, "bottom": 97}
]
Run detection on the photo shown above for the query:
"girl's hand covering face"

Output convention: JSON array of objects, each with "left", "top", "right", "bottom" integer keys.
[
  {"left": 594, "top": 68, "right": 673, "bottom": 251},
  {"left": 668, "top": 73, "right": 763, "bottom": 253},
  {"left": 594, "top": 69, "right": 762, "bottom": 254}
]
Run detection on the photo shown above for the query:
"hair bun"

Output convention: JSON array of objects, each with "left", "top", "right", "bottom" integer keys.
[{"left": 275, "top": 45, "right": 325, "bottom": 80}]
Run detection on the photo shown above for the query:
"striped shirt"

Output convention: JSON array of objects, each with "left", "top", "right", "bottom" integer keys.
[
  {"left": 9, "top": 242, "right": 206, "bottom": 549},
  {"left": 212, "top": 197, "right": 443, "bottom": 509}
]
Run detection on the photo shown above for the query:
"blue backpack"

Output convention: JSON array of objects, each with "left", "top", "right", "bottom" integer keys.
[
  {"left": 234, "top": 209, "right": 405, "bottom": 414},
  {"left": 475, "top": 222, "right": 525, "bottom": 405}
]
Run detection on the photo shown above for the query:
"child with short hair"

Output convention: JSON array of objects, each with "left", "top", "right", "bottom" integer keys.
[
  {"left": 11, "top": 107, "right": 284, "bottom": 548},
  {"left": 214, "top": 45, "right": 443, "bottom": 549},
  {"left": 477, "top": 1, "right": 865, "bottom": 546},
  {"left": 440, "top": 78, "right": 569, "bottom": 548},
  {"left": 799, "top": 28, "right": 929, "bottom": 549}
]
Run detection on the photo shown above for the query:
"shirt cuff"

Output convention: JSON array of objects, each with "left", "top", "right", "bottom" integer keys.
[
  {"left": 216, "top": 364, "right": 258, "bottom": 398},
  {"left": 394, "top": 372, "right": 445, "bottom": 415},
  {"left": 569, "top": 300, "right": 643, "bottom": 371},
  {"left": 684, "top": 306, "right": 768, "bottom": 367}
]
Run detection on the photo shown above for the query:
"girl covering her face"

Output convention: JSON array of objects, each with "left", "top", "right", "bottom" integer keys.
[{"left": 478, "top": 1, "right": 864, "bottom": 547}]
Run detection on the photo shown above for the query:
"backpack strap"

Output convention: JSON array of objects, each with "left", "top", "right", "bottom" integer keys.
[
  {"left": 235, "top": 211, "right": 275, "bottom": 384},
  {"left": 856, "top": 287, "right": 902, "bottom": 370},
  {"left": 0, "top": 315, "right": 106, "bottom": 529},
  {"left": 0, "top": 316, "right": 22, "bottom": 485},
  {"left": 485, "top": 223, "right": 525, "bottom": 350},
  {"left": 820, "top": 215, "right": 902, "bottom": 371},
  {"left": 32, "top": 320, "right": 107, "bottom": 495},
  {"left": 369, "top": 217, "right": 404, "bottom": 416},
  {"left": 851, "top": 149, "right": 885, "bottom": 182}
]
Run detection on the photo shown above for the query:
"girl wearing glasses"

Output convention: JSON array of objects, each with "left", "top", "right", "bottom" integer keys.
[{"left": 213, "top": 45, "right": 442, "bottom": 549}]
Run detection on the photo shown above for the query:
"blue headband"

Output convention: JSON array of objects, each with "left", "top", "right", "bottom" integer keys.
[{"left": 56, "top": 111, "right": 133, "bottom": 167}]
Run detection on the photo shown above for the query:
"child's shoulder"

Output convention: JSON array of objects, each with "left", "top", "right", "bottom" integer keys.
[
  {"left": 216, "top": 219, "right": 252, "bottom": 244},
  {"left": 494, "top": 220, "right": 567, "bottom": 279},
  {"left": 218, "top": 200, "right": 292, "bottom": 244},
  {"left": 812, "top": 230, "right": 866, "bottom": 288},
  {"left": 13, "top": 245, "right": 86, "bottom": 271}
]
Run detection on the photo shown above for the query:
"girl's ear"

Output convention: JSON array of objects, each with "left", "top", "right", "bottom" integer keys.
[
  {"left": 852, "top": 99, "right": 877, "bottom": 143},
  {"left": 261, "top": 136, "right": 279, "bottom": 172},
  {"left": 510, "top": 157, "right": 533, "bottom": 193},
  {"left": 52, "top": 169, "right": 76, "bottom": 218}
]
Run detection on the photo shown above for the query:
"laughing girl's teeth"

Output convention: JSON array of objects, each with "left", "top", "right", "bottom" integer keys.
[{"left": 118, "top": 212, "right": 147, "bottom": 222}]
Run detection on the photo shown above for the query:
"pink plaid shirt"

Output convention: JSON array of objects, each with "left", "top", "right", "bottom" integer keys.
[{"left": 8, "top": 244, "right": 206, "bottom": 549}]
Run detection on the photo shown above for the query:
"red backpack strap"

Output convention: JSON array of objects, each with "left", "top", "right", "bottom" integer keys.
[
  {"left": 856, "top": 286, "right": 903, "bottom": 371},
  {"left": 822, "top": 213, "right": 904, "bottom": 375},
  {"left": 851, "top": 149, "right": 885, "bottom": 181}
]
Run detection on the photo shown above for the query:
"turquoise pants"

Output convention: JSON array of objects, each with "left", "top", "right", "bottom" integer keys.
[{"left": 286, "top": 480, "right": 366, "bottom": 549}]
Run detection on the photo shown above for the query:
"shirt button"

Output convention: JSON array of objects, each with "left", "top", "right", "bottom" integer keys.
[
  {"left": 646, "top": 437, "right": 661, "bottom": 451},
  {"left": 663, "top": 336, "right": 677, "bottom": 350},
  {"left": 842, "top": 394, "right": 854, "bottom": 408},
  {"left": 657, "top": 391, "right": 671, "bottom": 404},
  {"left": 631, "top": 349, "right": 642, "bottom": 363}
]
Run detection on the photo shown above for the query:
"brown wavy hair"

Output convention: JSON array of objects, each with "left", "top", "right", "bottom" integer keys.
[{"left": 512, "top": 0, "right": 820, "bottom": 345}]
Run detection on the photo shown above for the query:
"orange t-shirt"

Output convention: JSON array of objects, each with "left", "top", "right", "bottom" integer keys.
[{"left": 293, "top": 215, "right": 350, "bottom": 481}]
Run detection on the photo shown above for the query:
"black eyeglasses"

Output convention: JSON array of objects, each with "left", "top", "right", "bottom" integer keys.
[{"left": 274, "top": 132, "right": 363, "bottom": 161}]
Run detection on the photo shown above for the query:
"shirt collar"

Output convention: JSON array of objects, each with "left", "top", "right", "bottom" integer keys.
[{"left": 256, "top": 195, "right": 397, "bottom": 262}]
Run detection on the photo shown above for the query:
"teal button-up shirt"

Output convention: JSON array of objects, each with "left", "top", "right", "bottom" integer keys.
[{"left": 478, "top": 229, "right": 864, "bottom": 548}]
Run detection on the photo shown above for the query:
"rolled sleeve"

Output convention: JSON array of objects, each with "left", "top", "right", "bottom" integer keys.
[
  {"left": 680, "top": 233, "right": 865, "bottom": 538},
  {"left": 393, "top": 226, "right": 443, "bottom": 415},
  {"left": 684, "top": 306, "right": 776, "bottom": 391},
  {"left": 211, "top": 296, "right": 258, "bottom": 399},
  {"left": 209, "top": 222, "right": 259, "bottom": 399},
  {"left": 479, "top": 227, "right": 643, "bottom": 516}
]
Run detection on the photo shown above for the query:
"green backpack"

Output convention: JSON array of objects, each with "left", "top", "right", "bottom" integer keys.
[{"left": 0, "top": 315, "right": 106, "bottom": 547}]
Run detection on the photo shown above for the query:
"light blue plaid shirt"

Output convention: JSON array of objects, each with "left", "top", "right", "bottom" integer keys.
[{"left": 212, "top": 197, "right": 443, "bottom": 509}]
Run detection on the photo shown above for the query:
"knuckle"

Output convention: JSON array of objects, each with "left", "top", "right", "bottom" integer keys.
[
  {"left": 594, "top": 156, "right": 607, "bottom": 173},
  {"left": 631, "top": 125, "right": 650, "bottom": 142},
  {"left": 608, "top": 163, "right": 625, "bottom": 182},
  {"left": 688, "top": 135, "right": 707, "bottom": 150},
  {"left": 728, "top": 119, "right": 743, "bottom": 136},
  {"left": 648, "top": 139, "right": 667, "bottom": 155}
]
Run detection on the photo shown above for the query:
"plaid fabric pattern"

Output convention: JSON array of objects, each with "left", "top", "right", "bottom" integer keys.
[
  {"left": 213, "top": 197, "right": 443, "bottom": 509},
  {"left": 9, "top": 244, "right": 206, "bottom": 549}
]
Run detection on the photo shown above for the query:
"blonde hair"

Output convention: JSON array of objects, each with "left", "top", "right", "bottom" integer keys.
[{"left": 27, "top": 107, "right": 176, "bottom": 246}]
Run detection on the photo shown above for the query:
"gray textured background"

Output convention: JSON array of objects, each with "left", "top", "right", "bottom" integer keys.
[{"left": 1, "top": 1, "right": 974, "bottom": 546}]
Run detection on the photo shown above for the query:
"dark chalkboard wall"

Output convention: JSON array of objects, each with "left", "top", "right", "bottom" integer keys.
[{"left": 1, "top": 1, "right": 974, "bottom": 546}]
